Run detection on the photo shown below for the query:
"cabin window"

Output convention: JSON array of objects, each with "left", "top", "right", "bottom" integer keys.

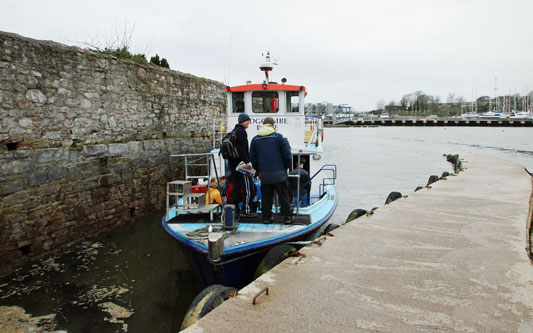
[
  {"left": 252, "top": 91, "right": 279, "bottom": 113},
  {"left": 232, "top": 92, "right": 245, "bottom": 113},
  {"left": 287, "top": 92, "right": 300, "bottom": 112}
]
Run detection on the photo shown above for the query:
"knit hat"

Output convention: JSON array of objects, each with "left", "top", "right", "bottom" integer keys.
[{"left": 238, "top": 113, "right": 251, "bottom": 123}]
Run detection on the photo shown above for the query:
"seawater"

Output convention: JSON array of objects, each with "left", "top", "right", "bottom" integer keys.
[
  {"left": 321, "top": 127, "right": 533, "bottom": 225},
  {"left": 1, "top": 127, "right": 531, "bottom": 332}
]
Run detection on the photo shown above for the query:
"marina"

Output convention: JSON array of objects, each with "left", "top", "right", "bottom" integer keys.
[{"left": 326, "top": 117, "right": 533, "bottom": 127}]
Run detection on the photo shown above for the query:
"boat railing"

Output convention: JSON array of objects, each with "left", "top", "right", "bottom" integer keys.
[
  {"left": 309, "top": 164, "right": 337, "bottom": 198},
  {"left": 304, "top": 118, "right": 323, "bottom": 148},
  {"left": 167, "top": 152, "right": 223, "bottom": 222},
  {"left": 212, "top": 119, "right": 227, "bottom": 150}
]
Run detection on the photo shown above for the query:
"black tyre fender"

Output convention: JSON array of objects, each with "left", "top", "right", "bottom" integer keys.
[
  {"left": 346, "top": 208, "right": 367, "bottom": 223},
  {"left": 324, "top": 223, "right": 339, "bottom": 234},
  {"left": 427, "top": 175, "right": 439, "bottom": 185},
  {"left": 308, "top": 222, "right": 331, "bottom": 240},
  {"left": 254, "top": 244, "right": 296, "bottom": 279},
  {"left": 385, "top": 191, "right": 402, "bottom": 204},
  {"left": 181, "top": 284, "right": 237, "bottom": 330}
]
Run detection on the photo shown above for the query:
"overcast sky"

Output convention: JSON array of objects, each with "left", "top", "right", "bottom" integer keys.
[{"left": 2, "top": 0, "right": 532, "bottom": 111}]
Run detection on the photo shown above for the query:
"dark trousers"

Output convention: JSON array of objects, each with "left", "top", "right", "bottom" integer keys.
[
  {"left": 230, "top": 168, "right": 253, "bottom": 215},
  {"left": 261, "top": 180, "right": 291, "bottom": 219},
  {"left": 292, "top": 190, "right": 309, "bottom": 207}
]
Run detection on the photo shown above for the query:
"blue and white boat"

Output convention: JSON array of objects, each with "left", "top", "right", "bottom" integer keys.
[{"left": 162, "top": 53, "right": 337, "bottom": 290}]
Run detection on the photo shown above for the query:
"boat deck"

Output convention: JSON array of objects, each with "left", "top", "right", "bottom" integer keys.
[
  {"left": 184, "top": 154, "right": 533, "bottom": 332},
  {"left": 167, "top": 213, "right": 311, "bottom": 225}
]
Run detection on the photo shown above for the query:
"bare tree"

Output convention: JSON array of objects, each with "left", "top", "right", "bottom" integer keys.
[{"left": 376, "top": 99, "right": 386, "bottom": 111}]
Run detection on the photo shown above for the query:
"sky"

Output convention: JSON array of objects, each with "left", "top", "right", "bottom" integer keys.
[{"left": 2, "top": 0, "right": 532, "bottom": 111}]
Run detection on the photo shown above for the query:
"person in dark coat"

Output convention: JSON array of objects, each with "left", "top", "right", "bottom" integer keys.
[
  {"left": 289, "top": 161, "right": 311, "bottom": 207},
  {"left": 227, "top": 113, "right": 255, "bottom": 217},
  {"left": 249, "top": 117, "right": 293, "bottom": 224}
]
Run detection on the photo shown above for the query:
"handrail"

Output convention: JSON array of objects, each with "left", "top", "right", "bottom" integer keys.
[
  {"left": 292, "top": 164, "right": 337, "bottom": 211},
  {"left": 310, "top": 164, "right": 337, "bottom": 198}
]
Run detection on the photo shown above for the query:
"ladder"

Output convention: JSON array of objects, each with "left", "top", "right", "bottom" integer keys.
[
  {"left": 166, "top": 153, "right": 222, "bottom": 222},
  {"left": 212, "top": 118, "right": 227, "bottom": 150}
]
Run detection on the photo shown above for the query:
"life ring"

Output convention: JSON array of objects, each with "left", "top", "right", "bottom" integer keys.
[
  {"left": 253, "top": 244, "right": 296, "bottom": 279},
  {"left": 181, "top": 284, "right": 237, "bottom": 330}
]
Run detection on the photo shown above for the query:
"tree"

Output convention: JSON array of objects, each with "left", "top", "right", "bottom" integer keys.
[
  {"left": 376, "top": 99, "right": 386, "bottom": 111},
  {"left": 160, "top": 58, "right": 170, "bottom": 68},
  {"left": 150, "top": 54, "right": 170, "bottom": 68}
]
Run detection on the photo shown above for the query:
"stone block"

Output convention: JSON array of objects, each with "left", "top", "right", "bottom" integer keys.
[
  {"left": 37, "top": 183, "right": 58, "bottom": 197},
  {"left": 110, "top": 161, "right": 129, "bottom": 173},
  {"left": 144, "top": 139, "right": 164, "bottom": 151},
  {"left": 108, "top": 143, "right": 129, "bottom": 156},
  {"left": 13, "top": 150, "right": 31, "bottom": 159},
  {"left": 83, "top": 144, "right": 108, "bottom": 157},
  {"left": 35, "top": 148, "right": 69, "bottom": 163},
  {"left": 29, "top": 172, "right": 47, "bottom": 187},
  {"left": 121, "top": 170, "right": 134, "bottom": 181},
  {"left": 3, "top": 191, "right": 29, "bottom": 207},
  {"left": 0, "top": 159, "right": 34, "bottom": 176},
  {"left": 49, "top": 166, "right": 68, "bottom": 181},
  {"left": 0, "top": 178, "right": 26, "bottom": 196},
  {"left": 25, "top": 89, "right": 47, "bottom": 103},
  {"left": 84, "top": 178, "right": 100, "bottom": 190},
  {"left": 128, "top": 141, "right": 143, "bottom": 155},
  {"left": 99, "top": 174, "right": 120, "bottom": 186},
  {"left": 66, "top": 166, "right": 83, "bottom": 182},
  {"left": 155, "top": 155, "right": 168, "bottom": 166}
]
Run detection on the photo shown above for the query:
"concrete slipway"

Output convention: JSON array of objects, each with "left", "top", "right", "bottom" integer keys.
[{"left": 184, "top": 154, "right": 533, "bottom": 332}]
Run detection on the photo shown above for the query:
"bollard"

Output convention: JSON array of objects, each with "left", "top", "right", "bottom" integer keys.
[{"left": 208, "top": 232, "right": 224, "bottom": 262}]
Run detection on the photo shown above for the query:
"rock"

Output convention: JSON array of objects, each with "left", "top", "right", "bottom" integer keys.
[
  {"left": 99, "top": 301, "right": 133, "bottom": 319},
  {"left": 0, "top": 305, "right": 56, "bottom": 332},
  {"left": 25, "top": 89, "right": 47, "bottom": 103}
]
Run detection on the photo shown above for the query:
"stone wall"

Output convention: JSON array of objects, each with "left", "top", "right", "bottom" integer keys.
[{"left": 0, "top": 31, "right": 226, "bottom": 276}]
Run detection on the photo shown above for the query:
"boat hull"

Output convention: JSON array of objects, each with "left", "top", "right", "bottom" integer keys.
[{"left": 162, "top": 186, "right": 337, "bottom": 289}]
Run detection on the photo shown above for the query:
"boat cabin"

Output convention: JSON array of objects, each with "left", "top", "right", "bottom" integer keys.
[{"left": 223, "top": 52, "right": 322, "bottom": 153}]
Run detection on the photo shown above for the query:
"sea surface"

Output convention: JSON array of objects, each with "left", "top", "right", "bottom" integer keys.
[{"left": 1, "top": 127, "right": 532, "bottom": 332}]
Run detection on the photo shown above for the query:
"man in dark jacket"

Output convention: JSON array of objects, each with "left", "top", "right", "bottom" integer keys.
[
  {"left": 227, "top": 113, "right": 255, "bottom": 218},
  {"left": 250, "top": 117, "right": 293, "bottom": 224},
  {"left": 289, "top": 161, "right": 311, "bottom": 207}
]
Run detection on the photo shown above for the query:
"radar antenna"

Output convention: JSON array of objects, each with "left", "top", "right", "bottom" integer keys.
[{"left": 259, "top": 51, "right": 276, "bottom": 83}]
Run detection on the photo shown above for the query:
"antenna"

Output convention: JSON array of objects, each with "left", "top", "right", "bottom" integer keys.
[
  {"left": 493, "top": 77, "right": 498, "bottom": 111},
  {"left": 259, "top": 51, "right": 274, "bottom": 82},
  {"left": 226, "top": 32, "right": 233, "bottom": 85}
]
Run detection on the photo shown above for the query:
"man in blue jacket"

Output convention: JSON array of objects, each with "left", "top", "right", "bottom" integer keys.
[
  {"left": 228, "top": 113, "right": 255, "bottom": 218},
  {"left": 250, "top": 117, "right": 293, "bottom": 224}
]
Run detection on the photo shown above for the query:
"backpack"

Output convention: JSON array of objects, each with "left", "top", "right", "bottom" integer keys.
[{"left": 219, "top": 130, "right": 239, "bottom": 159}]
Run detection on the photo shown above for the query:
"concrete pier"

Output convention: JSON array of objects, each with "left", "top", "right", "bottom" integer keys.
[{"left": 185, "top": 155, "right": 533, "bottom": 332}]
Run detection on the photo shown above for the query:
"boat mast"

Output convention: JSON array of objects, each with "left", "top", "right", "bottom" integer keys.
[
  {"left": 259, "top": 51, "right": 274, "bottom": 83},
  {"left": 493, "top": 77, "right": 498, "bottom": 112}
]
